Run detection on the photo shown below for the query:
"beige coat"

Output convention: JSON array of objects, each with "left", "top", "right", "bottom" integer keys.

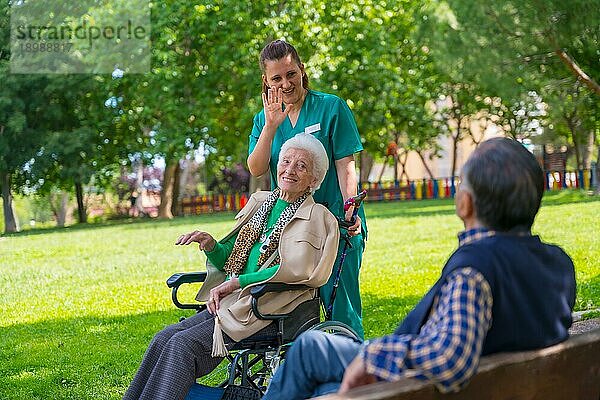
[{"left": 195, "top": 191, "right": 340, "bottom": 342}]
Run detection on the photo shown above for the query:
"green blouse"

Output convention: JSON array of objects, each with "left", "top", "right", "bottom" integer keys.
[{"left": 204, "top": 198, "right": 289, "bottom": 288}]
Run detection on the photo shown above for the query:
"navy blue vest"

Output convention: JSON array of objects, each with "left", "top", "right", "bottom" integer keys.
[{"left": 395, "top": 234, "right": 575, "bottom": 355}]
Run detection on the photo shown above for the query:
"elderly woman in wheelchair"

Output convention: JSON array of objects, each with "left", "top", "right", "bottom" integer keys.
[{"left": 123, "top": 133, "right": 350, "bottom": 400}]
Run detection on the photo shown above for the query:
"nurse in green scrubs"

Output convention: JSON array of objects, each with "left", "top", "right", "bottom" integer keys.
[{"left": 247, "top": 39, "right": 367, "bottom": 339}]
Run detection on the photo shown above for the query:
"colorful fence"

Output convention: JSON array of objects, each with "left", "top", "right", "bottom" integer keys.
[
  {"left": 178, "top": 169, "right": 596, "bottom": 215},
  {"left": 362, "top": 169, "right": 596, "bottom": 202},
  {"left": 361, "top": 178, "right": 459, "bottom": 202},
  {"left": 180, "top": 193, "right": 249, "bottom": 216},
  {"left": 545, "top": 169, "right": 595, "bottom": 191}
]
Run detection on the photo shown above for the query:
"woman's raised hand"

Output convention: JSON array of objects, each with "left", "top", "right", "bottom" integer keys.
[
  {"left": 175, "top": 231, "right": 217, "bottom": 252},
  {"left": 262, "top": 86, "right": 292, "bottom": 129}
]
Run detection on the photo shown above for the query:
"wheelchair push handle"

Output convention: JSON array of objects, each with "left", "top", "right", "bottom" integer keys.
[
  {"left": 338, "top": 190, "right": 367, "bottom": 230},
  {"left": 327, "top": 190, "right": 367, "bottom": 321},
  {"left": 344, "top": 190, "right": 367, "bottom": 213}
]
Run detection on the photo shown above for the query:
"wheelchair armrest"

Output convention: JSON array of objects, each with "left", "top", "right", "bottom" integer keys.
[
  {"left": 250, "top": 283, "right": 313, "bottom": 298},
  {"left": 166, "top": 271, "right": 207, "bottom": 288},
  {"left": 250, "top": 283, "right": 314, "bottom": 320},
  {"left": 166, "top": 272, "right": 207, "bottom": 311}
]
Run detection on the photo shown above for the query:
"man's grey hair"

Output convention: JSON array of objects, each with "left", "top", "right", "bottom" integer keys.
[
  {"left": 459, "top": 137, "right": 544, "bottom": 231},
  {"left": 279, "top": 133, "right": 329, "bottom": 193}
]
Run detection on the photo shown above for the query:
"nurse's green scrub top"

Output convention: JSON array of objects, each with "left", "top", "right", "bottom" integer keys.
[
  {"left": 249, "top": 89, "right": 367, "bottom": 338},
  {"left": 249, "top": 90, "right": 367, "bottom": 233}
]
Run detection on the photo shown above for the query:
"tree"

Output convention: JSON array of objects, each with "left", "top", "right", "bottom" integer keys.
[
  {"left": 424, "top": 0, "right": 600, "bottom": 98},
  {"left": 433, "top": 79, "right": 489, "bottom": 178},
  {"left": 299, "top": 0, "right": 443, "bottom": 177},
  {"left": 0, "top": 68, "right": 51, "bottom": 232},
  {"left": 544, "top": 82, "right": 598, "bottom": 170},
  {"left": 493, "top": 92, "right": 546, "bottom": 141},
  {"left": 114, "top": 0, "right": 278, "bottom": 218}
]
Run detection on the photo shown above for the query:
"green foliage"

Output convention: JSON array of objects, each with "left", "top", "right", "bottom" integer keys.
[
  {"left": 417, "top": 0, "right": 599, "bottom": 172},
  {"left": 422, "top": 0, "right": 600, "bottom": 98},
  {"left": 0, "top": 194, "right": 598, "bottom": 399},
  {"left": 1, "top": 0, "right": 599, "bottom": 231}
]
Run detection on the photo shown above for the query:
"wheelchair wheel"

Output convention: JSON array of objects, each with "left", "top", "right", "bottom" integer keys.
[
  {"left": 309, "top": 320, "right": 362, "bottom": 342},
  {"left": 219, "top": 346, "right": 288, "bottom": 395}
]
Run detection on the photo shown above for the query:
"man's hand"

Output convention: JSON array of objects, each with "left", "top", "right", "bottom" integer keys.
[{"left": 338, "top": 355, "right": 377, "bottom": 393}]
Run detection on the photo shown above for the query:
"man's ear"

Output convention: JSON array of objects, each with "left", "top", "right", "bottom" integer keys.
[
  {"left": 262, "top": 74, "right": 269, "bottom": 88},
  {"left": 456, "top": 190, "right": 476, "bottom": 225}
]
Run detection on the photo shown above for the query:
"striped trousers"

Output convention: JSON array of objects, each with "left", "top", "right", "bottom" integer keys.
[
  {"left": 123, "top": 311, "right": 276, "bottom": 400},
  {"left": 123, "top": 311, "right": 277, "bottom": 400}
]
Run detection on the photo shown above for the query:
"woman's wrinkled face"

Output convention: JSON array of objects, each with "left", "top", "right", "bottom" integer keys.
[
  {"left": 262, "top": 54, "right": 305, "bottom": 105},
  {"left": 277, "top": 148, "right": 317, "bottom": 199}
]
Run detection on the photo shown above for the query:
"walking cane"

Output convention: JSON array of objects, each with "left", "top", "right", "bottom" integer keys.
[{"left": 325, "top": 190, "right": 367, "bottom": 321}]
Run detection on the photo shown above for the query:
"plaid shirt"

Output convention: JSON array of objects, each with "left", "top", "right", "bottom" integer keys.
[{"left": 361, "top": 228, "right": 494, "bottom": 393}]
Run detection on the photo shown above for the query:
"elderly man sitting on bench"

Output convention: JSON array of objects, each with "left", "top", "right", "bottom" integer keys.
[{"left": 262, "top": 137, "right": 576, "bottom": 399}]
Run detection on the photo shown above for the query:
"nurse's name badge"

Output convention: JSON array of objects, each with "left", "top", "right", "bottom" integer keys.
[{"left": 304, "top": 123, "right": 321, "bottom": 135}]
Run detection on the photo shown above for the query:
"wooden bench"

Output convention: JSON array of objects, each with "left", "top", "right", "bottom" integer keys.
[{"left": 317, "top": 326, "right": 600, "bottom": 400}]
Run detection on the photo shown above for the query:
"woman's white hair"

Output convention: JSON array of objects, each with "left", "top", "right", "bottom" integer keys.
[{"left": 279, "top": 133, "right": 329, "bottom": 193}]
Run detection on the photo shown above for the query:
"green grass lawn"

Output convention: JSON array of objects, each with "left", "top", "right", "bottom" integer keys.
[{"left": 1, "top": 191, "right": 599, "bottom": 399}]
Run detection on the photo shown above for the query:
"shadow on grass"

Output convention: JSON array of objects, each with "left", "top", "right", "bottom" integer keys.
[
  {"left": 0, "top": 309, "right": 196, "bottom": 400},
  {"left": 2, "top": 212, "right": 236, "bottom": 238},
  {"left": 0, "top": 289, "right": 425, "bottom": 400},
  {"left": 361, "top": 293, "right": 422, "bottom": 338},
  {"left": 2, "top": 268, "right": 596, "bottom": 400}
]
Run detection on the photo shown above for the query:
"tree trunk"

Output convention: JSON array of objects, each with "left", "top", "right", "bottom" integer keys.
[
  {"left": 56, "top": 191, "right": 69, "bottom": 227},
  {"left": 359, "top": 151, "right": 374, "bottom": 184},
  {"left": 416, "top": 151, "right": 435, "bottom": 179},
  {"left": 49, "top": 190, "right": 70, "bottom": 227},
  {"left": 171, "top": 160, "right": 182, "bottom": 217},
  {"left": 398, "top": 150, "right": 410, "bottom": 182},
  {"left": 178, "top": 159, "right": 192, "bottom": 196},
  {"left": 582, "top": 131, "right": 594, "bottom": 170},
  {"left": 74, "top": 181, "right": 87, "bottom": 223},
  {"left": 595, "top": 144, "right": 600, "bottom": 195},
  {"left": 135, "top": 158, "right": 144, "bottom": 190},
  {"left": 564, "top": 113, "right": 583, "bottom": 170},
  {"left": 377, "top": 155, "right": 390, "bottom": 183},
  {"left": 450, "top": 132, "right": 459, "bottom": 178},
  {"left": 159, "top": 159, "right": 177, "bottom": 219},
  {"left": 1, "top": 171, "right": 19, "bottom": 233},
  {"left": 571, "top": 135, "right": 582, "bottom": 171}
]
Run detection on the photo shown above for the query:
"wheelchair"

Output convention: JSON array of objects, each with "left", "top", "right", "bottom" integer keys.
[
  {"left": 166, "top": 271, "right": 360, "bottom": 400},
  {"left": 168, "top": 191, "right": 367, "bottom": 399}
]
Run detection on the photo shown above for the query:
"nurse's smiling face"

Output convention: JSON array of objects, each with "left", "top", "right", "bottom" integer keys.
[{"left": 262, "top": 54, "right": 306, "bottom": 107}]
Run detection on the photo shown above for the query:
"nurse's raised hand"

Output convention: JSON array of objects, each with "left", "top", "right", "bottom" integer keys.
[{"left": 262, "top": 87, "right": 292, "bottom": 130}]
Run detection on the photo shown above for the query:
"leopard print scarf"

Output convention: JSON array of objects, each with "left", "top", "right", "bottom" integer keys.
[{"left": 223, "top": 188, "right": 310, "bottom": 277}]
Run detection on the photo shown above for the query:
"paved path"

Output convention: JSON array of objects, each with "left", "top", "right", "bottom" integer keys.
[{"left": 569, "top": 317, "right": 600, "bottom": 335}]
